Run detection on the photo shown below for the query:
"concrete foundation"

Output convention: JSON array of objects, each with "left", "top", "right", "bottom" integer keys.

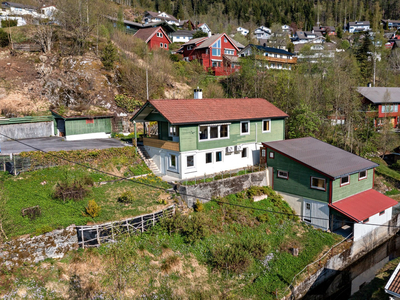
[{"left": 0, "top": 122, "right": 54, "bottom": 142}]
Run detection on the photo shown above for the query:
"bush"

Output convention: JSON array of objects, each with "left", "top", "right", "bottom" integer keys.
[
  {"left": 1, "top": 19, "right": 17, "bottom": 28},
  {"left": 21, "top": 205, "right": 41, "bottom": 220},
  {"left": 161, "top": 255, "right": 180, "bottom": 273},
  {"left": 170, "top": 53, "right": 181, "bottom": 62},
  {"left": 85, "top": 200, "right": 101, "bottom": 218},
  {"left": 0, "top": 29, "right": 9, "bottom": 48},
  {"left": 101, "top": 40, "right": 117, "bottom": 70},
  {"left": 118, "top": 190, "right": 135, "bottom": 204},
  {"left": 35, "top": 225, "right": 54, "bottom": 236},
  {"left": 114, "top": 94, "right": 142, "bottom": 113},
  {"left": 194, "top": 199, "right": 204, "bottom": 212},
  {"left": 53, "top": 179, "right": 91, "bottom": 202}
]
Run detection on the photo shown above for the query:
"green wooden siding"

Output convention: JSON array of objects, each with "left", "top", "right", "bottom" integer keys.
[
  {"left": 179, "top": 118, "right": 285, "bottom": 152},
  {"left": 158, "top": 122, "right": 170, "bottom": 140},
  {"left": 145, "top": 113, "right": 168, "bottom": 122},
  {"left": 65, "top": 118, "right": 112, "bottom": 136},
  {"left": 267, "top": 149, "right": 330, "bottom": 203},
  {"left": 331, "top": 169, "right": 373, "bottom": 202}
]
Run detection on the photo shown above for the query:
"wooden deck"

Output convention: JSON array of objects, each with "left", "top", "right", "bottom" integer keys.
[{"left": 143, "top": 137, "right": 180, "bottom": 151}]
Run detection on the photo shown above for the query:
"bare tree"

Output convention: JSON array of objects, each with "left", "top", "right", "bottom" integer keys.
[{"left": 34, "top": 19, "right": 55, "bottom": 53}]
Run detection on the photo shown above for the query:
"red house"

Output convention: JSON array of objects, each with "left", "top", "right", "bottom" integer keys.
[
  {"left": 358, "top": 87, "right": 400, "bottom": 128},
  {"left": 133, "top": 26, "right": 171, "bottom": 50},
  {"left": 180, "top": 33, "right": 245, "bottom": 76}
]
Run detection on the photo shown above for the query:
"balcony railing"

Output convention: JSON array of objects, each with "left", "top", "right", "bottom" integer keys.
[
  {"left": 143, "top": 137, "right": 180, "bottom": 152},
  {"left": 255, "top": 55, "right": 298, "bottom": 64}
]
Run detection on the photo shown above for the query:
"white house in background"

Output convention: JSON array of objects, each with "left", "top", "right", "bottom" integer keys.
[
  {"left": 237, "top": 27, "right": 249, "bottom": 36},
  {"left": 347, "top": 21, "right": 370, "bottom": 33},
  {"left": 130, "top": 89, "right": 288, "bottom": 180},
  {"left": 1, "top": 1, "right": 38, "bottom": 16},
  {"left": 143, "top": 11, "right": 179, "bottom": 26},
  {"left": 386, "top": 263, "right": 400, "bottom": 299},
  {"left": 40, "top": 5, "right": 57, "bottom": 19},
  {"left": 282, "top": 24, "right": 290, "bottom": 32},
  {"left": 0, "top": 15, "right": 26, "bottom": 26},
  {"left": 171, "top": 30, "right": 195, "bottom": 43},
  {"left": 254, "top": 26, "right": 271, "bottom": 40},
  {"left": 197, "top": 23, "right": 211, "bottom": 34}
]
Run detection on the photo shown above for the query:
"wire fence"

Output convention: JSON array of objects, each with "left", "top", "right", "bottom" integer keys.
[
  {"left": 75, "top": 205, "right": 175, "bottom": 248},
  {"left": 0, "top": 155, "right": 59, "bottom": 175}
]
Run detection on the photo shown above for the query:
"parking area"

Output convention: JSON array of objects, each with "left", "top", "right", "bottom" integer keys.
[{"left": 0, "top": 137, "right": 129, "bottom": 155}]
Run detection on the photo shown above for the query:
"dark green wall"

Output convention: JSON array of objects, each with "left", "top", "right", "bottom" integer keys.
[
  {"left": 65, "top": 118, "right": 111, "bottom": 135},
  {"left": 267, "top": 149, "right": 330, "bottom": 203}
]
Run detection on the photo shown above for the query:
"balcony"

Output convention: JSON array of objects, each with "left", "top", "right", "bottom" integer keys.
[
  {"left": 143, "top": 137, "right": 180, "bottom": 152},
  {"left": 255, "top": 55, "right": 298, "bottom": 64}
]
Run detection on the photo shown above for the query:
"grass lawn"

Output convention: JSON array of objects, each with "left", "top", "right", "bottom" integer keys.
[
  {"left": 0, "top": 165, "right": 171, "bottom": 238},
  {"left": 0, "top": 187, "right": 342, "bottom": 299},
  {"left": 369, "top": 157, "right": 400, "bottom": 181}
]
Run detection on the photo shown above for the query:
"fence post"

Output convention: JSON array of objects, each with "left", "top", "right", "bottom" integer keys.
[
  {"left": 81, "top": 228, "right": 85, "bottom": 249},
  {"left": 126, "top": 220, "right": 130, "bottom": 235},
  {"left": 153, "top": 213, "right": 155, "bottom": 226},
  {"left": 141, "top": 216, "right": 144, "bottom": 232},
  {"left": 96, "top": 226, "right": 100, "bottom": 245},
  {"left": 13, "top": 154, "right": 16, "bottom": 176},
  {"left": 111, "top": 225, "right": 114, "bottom": 241}
]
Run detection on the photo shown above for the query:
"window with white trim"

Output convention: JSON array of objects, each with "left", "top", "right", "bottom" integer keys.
[
  {"left": 216, "top": 151, "right": 222, "bottom": 162},
  {"left": 206, "top": 152, "right": 212, "bottom": 163},
  {"left": 157, "top": 32, "right": 163, "bottom": 38},
  {"left": 211, "top": 39, "right": 221, "bottom": 56},
  {"left": 240, "top": 121, "right": 250, "bottom": 135},
  {"left": 359, "top": 170, "right": 367, "bottom": 180},
  {"left": 262, "top": 119, "right": 271, "bottom": 132},
  {"left": 269, "top": 151, "right": 274, "bottom": 159},
  {"left": 311, "top": 177, "right": 326, "bottom": 191},
  {"left": 187, "top": 45, "right": 192, "bottom": 50},
  {"left": 164, "top": 43, "right": 167, "bottom": 48},
  {"left": 277, "top": 170, "right": 288, "bottom": 179},
  {"left": 169, "top": 125, "right": 179, "bottom": 137},
  {"left": 382, "top": 105, "right": 398, "bottom": 113},
  {"left": 224, "top": 49, "right": 234, "bottom": 55},
  {"left": 168, "top": 154, "right": 178, "bottom": 172},
  {"left": 199, "top": 124, "right": 229, "bottom": 141},
  {"left": 187, "top": 155, "right": 194, "bottom": 168},
  {"left": 340, "top": 175, "right": 350, "bottom": 186},
  {"left": 241, "top": 148, "right": 248, "bottom": 158},
  {"left": 160, "top": 43, "right": 163, "bottom": 48}
]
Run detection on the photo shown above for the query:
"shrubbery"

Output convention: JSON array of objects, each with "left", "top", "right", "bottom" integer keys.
[
  {"left": 118, "top": 190, "right": 135, "bottom": 204},
  {"left": 53, "top": 177, "right": 92, "bottom": 202},
  {"left": 1, "top": 19, "right": 17, "bottom": 28},
  {"left": 0, "top": 29, "right": 9, "bottom": 48},
  {"left": 85, "top": 200, "right": 101, "bottom": 218}
]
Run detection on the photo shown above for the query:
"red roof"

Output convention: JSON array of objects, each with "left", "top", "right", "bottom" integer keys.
[
  {"left": 329, "top": 189, "right": 398, "bottom": 222},
  {"left": 133, "top": 26, "right": 171, "bottom": 44},
  {"left": 144, "top": 98, "right": 288, "bottom": 125}
]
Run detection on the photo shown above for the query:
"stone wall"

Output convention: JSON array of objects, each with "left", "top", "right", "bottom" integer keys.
[
  {"left": 0, "top": 225, "right": 78, "bottom": 268},
  {"left": 178, "top": 170, "right": 267, "bottom": 207},
  {"left": 0, "top": 122, "right": 54, "bottom": 142}
]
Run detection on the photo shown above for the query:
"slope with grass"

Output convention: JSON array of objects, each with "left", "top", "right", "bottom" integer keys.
[{"left": 0, "top": 186, "right": 341, "bottom": 299}]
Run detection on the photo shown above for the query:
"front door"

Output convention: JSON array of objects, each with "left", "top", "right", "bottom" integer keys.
[
  {"left": 303, "top": 201, "right": 311, "bottom": 223},
  {"left": 260, "top": 147, "right": 267, "bottom": 165},
  {"left": 56, "top": 119, "right": 65, "bottom": 137}
]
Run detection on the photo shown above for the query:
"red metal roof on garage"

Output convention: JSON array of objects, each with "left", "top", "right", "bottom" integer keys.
[
  {"left": 329, "top": 189, "right": 398, "bottom": 222},
  {"left": 143, "top": 98, "right": 288, "bottom": 125}
]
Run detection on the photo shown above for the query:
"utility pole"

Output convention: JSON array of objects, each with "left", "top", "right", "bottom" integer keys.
[{"left": 146, "top": 68, "right": 149, "bottom": 101}]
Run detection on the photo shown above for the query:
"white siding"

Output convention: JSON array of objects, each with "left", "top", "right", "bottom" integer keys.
[
  {"left": 353, "top": 207, "right": 392, "bottom": 241},
  {"left": 303, "top": 198, "right": 329, "bottom": 230}
]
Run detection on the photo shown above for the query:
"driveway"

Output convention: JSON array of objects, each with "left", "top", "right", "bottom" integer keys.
[{"left": 0, "top": 137, "right": 130, "bottom": 155}]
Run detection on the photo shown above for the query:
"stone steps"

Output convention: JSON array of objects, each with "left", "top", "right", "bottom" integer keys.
[{"left": 137, "top": 145, "right": 161, "bottom": 176}]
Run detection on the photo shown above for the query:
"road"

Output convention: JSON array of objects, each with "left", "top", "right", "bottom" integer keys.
[{"left": 0, "top": 137, "right": 129, "bottom": 155}]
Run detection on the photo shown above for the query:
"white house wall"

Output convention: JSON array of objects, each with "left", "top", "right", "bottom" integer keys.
[{"left": 353, "top": 207, "right": 392, "bottom": 241}]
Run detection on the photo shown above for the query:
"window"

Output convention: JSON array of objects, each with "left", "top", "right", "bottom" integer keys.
[
  {"left": 169, "top": 125, "right": 179, "bottom": 137},
  {"left": 187, "top": 155, "right": 194, "bottom": 168},
  {"left": 240, "top": 121, "right": 250, "bottom": 135},
  {"left": 306, "top": 203, "right": 311, "bottom": 210},
  {"left": 164, "top": 43, "right": 167, "bottom": 48},
  {"left": 363, "top": 218, "right": 369, "bottom": 223},
  {"left": 311, "top": 177, "right": 326, "bottom": 191},
  {"left": 340, "top": 175, "right": 350, "bottom": 186},
  {"left": 224, "top": 49, "right": 234, "bottom": 55},
  {"left": 206, "top": 152, "right": 212, "bottom": 163},
  {"left": 379, "top": 210, "right": 385, "bottom": 216},
  {"left": 269, "top": 152, "right": 274, "bottom": 159},
  {"left": 382, "top": 105, "right": 398, "bottom": 113},
  {"left": 160, "top": 43, "right": 163, "bottom": 48},
  {"left": 241, "top": 148, "right": 248, "bottom": 158},
  {"left": 169, "top": 154, "right": 177, "bottom": 171},
  {"left": 277, "top": 170, "right": 289, "bottom": 179},
  {"left": 187, "top": 45, "right": 192, "bottom": 50},
  {"left": 216, "top": 151, "right": 222, "bottom": 162},
  {"left": 262, "top": 119, "right": 271, "bottom": 132},
  {"left": 224, "top": 38, "right": 227, "bottom": 43},
  {"left": 211, "top": 39, "right": 221, "bottom": 56},
  {"left": 199, "top": 124, "right": 229, "bottom": 141},
  {"left": 271, "top": 63, "right": 275, "bottom": 68},
  {"left": 212, "top": 61, "right": 221, "bottom": 67},
  {"left": 359, "top": 170, "right": 367, "bottom": 180},
  {"left": 156, "top": 32, "right": 163, "bottom": 38}
]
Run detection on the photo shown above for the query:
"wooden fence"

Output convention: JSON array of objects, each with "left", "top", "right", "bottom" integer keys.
[
  {"left": 76, "top": 205, "right": 175, "bottom": 248},
  {"left": 13, "top": 43, "right": 42, "bottom": 52}
]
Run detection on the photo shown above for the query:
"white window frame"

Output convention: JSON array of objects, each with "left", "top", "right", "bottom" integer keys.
[
  {"left": 186, "top": 154, "right": 195, "bottom": 169},
  {"left": 187, "top": 45, "right": 193, "bottom": 50},
  {"left": 340, "top": 175, "right": 350, "bottom": 187},
  {"left": 224, "top": 48, "right": 235, "bottom": 55},
  {"left": 359, "top": 170, "right": 367, "bottom": 181},
  {"left": 215, "top": 151, "right": 223, "bottom": 162},
  {"left": 157, "top": 32, "right": 163, "bottom": 38},
  {"left": 169, "top": 125, "right": 179, "bottom": 137},
  {"left": 168, "top": 154, "right": 178, "bottom": 172},
  {"left": 198, "top": 124, "right": 230, "bottom": 142},
  {"left": 277, "top": 170, "right": 288, "bottom": 179},
  {"left": 269, "top": 151, "right": 274, "bottom": 159},
  {"left": 164, "top": 43, "right": 167, "bottom": 48},
  {"left": 262, "top": 119, "right": 271, "bottom": 133},
  {"left": 160, "top": 43, "right": 163, "bottom": 48},
  {"left": 311, "top": 176, "right": 326, "bottom": 191},
  {"left": 205, "top": 152, "right": 213, "bottom": 164},
  {"left": 240, "top": 121, "right": 250, "bottom": 135}
]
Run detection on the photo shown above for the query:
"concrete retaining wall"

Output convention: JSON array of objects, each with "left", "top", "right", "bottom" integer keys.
[
  {"left": 0, "top": 225, "right": 78, "bottom": 268},
  {"left": 0, "top": 122, "right": 54, "bottom": 142},
  {"left": 178, "top": 170, "right": 267, "bottom": 207}
]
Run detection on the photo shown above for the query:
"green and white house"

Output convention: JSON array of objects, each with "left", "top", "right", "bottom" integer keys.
[
  {"left": 51, "top": 110, "right": 113, "bottom": 141},
  {"left": 262, "top": 137, "right": 398, "bottom": 241},
  {"left": 131, "top": 94, "right": 288, "bottom": 179}
]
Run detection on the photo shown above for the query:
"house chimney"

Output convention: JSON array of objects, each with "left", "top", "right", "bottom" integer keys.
[
  {"left": 194, "top": 87, "right": 203, "bottom": 99},
  {"left": 208, "top": 31, "right": 212, "bottom": 37},
  {"left": 367, "top": 83, "right": 372, "bottom": 87}
]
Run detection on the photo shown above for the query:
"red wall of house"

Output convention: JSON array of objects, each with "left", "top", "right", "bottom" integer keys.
[
  {"left": 377, "top": 104, "right": 400, "bottom": 118},
  {"left": 148, "top": 29, "right": 170, "bottom": 50}
]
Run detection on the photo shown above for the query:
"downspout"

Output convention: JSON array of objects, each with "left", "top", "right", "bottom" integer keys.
[
  {"left": 134, "top": 121, "right": 137, "bottom": 154},
  {"left": 255, "top": 123, "right": 258, "bottom": 144}
]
